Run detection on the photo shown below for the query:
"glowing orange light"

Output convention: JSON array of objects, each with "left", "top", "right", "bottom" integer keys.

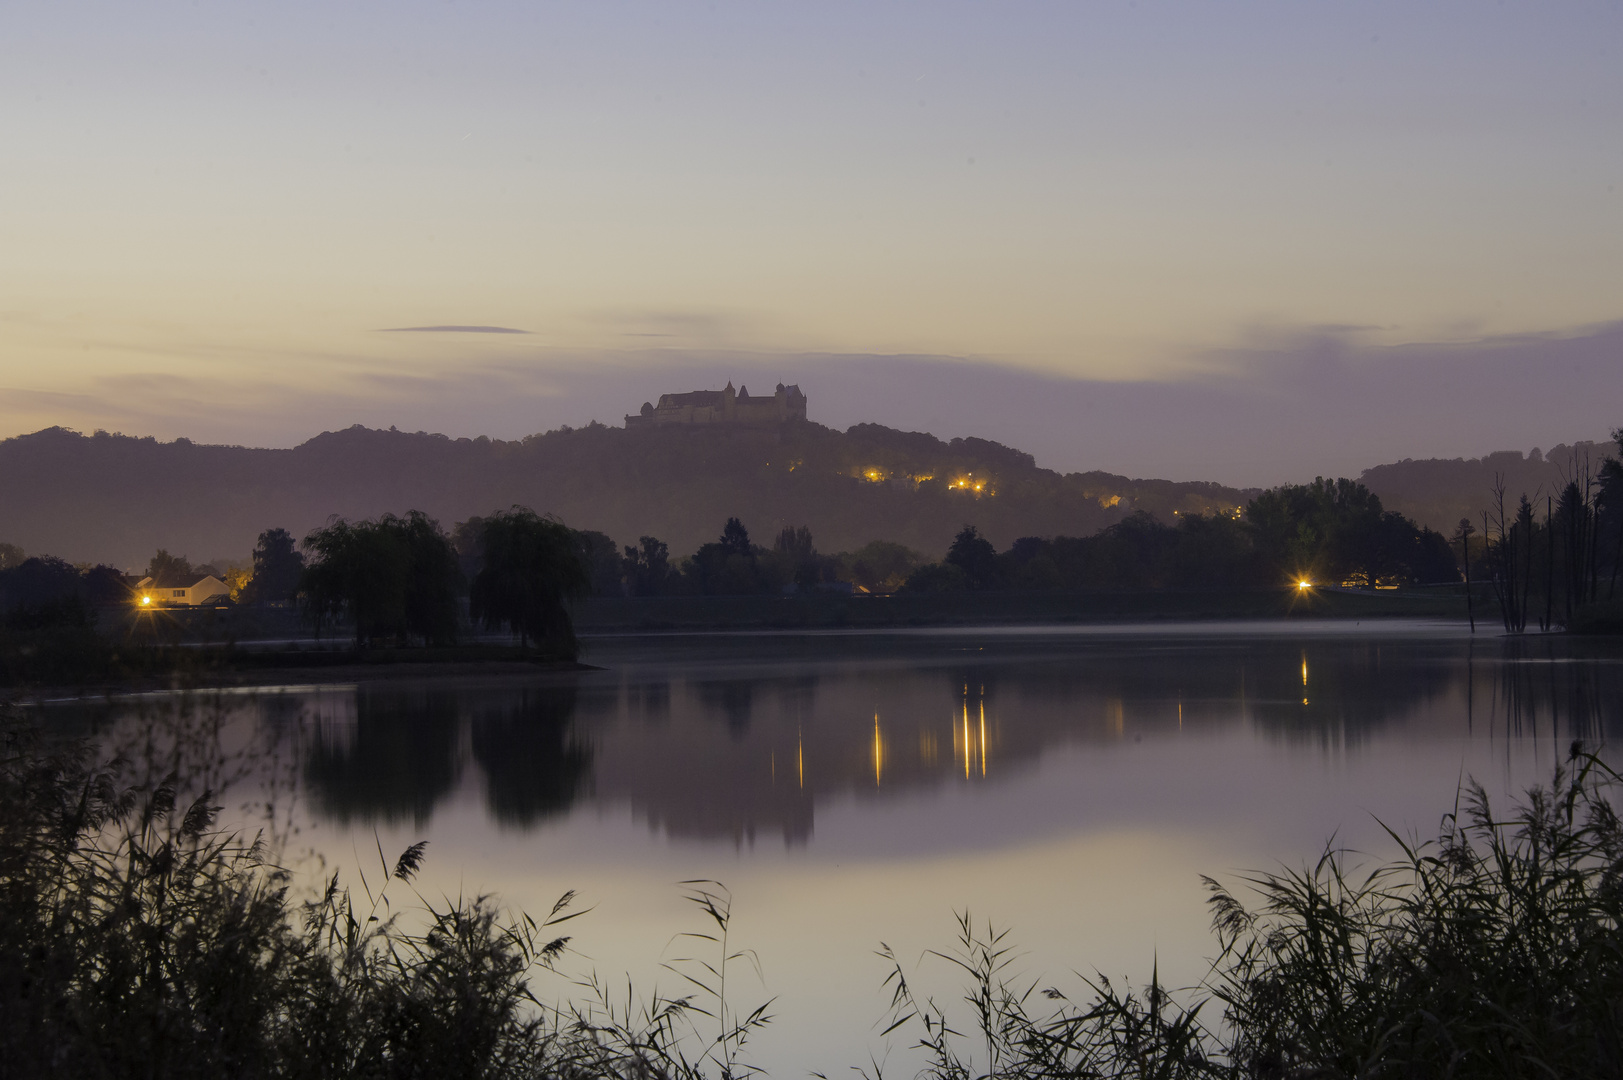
[
  {"left": 1297, "top": 579, "right": 1312, "bottom": 591},
  {"left": 140, "top": 596, "right": 152, "bottom": 606},
  {"left": 873, "top": 712, "right": 883, "bottom": 787}
]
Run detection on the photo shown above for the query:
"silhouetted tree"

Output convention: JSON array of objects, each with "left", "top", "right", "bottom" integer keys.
[
  {"left": 946, "top": 525, "right": 999, "bottom": 589},
  {"left": 1091, "top": 512, "right": 1179, "bottom": 588},
  {"left": 902, "top": 561, "right": 971, "bottom": 592},
  {"left": 468, "top": 507, "right": 589, "bottom": 654},
  {"left": 686, "top": 518, "right": 764, "bottom": 595},
  {"left": 0, "top": 543, "right": 22, "bottom": 571},
  {"left": 622, "top": 535, "right": 674, "bottom": 596},
  {"left": 246, "top": 527, "right": 304, "bottom": 606},
  {"left": 0, "top": 557, "right": 88, "bottom": 627},
  {"left": 1554, "top": 467, "right": 1601, "bottom": 621},
  {"left": 842, "top": 540, "right": 924, "bottom": 593},
  {"left": 450, "top": 515, "right": 486, "bottom": 583},
  {"left": 719, "top": 517, "right": 752, "bottom": 557},
  {"left": 1484, "top": 481, "right": 1536, "bottom": 634},
  {"left": 0, "top": 558, "right": 127, "bottom": 636},
  {"left": 772, "top": 525, "right": 824, "bottom": 591},
  {"left": 1247, "top": 477, "right": 1455, "bottom": 588},
  {"left": 80, "top": 565, "right": 129, "bottom": 609},
  {"left": 302, "top": 511, "right": 461, "bottom": 646},
  {"left": 1167, "top": 512, "right": 1263, "bottom": 588},
  {"left": 573, "top": 529, "right": 623, "bottom": 596},
  {"left": 1602, "top": 427, "right": 1623, "bottom": 599},
  {"left": 397, "top": 511, "right": 462, "bottom": 644},
  {"left": 775, "top": 525, "right": 814, "bottom": 560},
  {"left": 145, "top": 549, "right": 193, "bottom": 581}
]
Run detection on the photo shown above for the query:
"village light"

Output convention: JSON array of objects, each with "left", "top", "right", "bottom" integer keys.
[
  {"left": 140, "top": 595, "right": 152, "bottom": 606},
  {"left": 1297, "top": 579, "right": 1312, "bottom": 591}
]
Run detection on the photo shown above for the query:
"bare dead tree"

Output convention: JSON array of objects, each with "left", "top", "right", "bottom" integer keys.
[
  {"left": 1453, "top": 517, "right": 1476, "bottom": 634},
  {"left": 1543, "top": 495, "right": 1554, "bottom": 633},
  {"left": 1487, "top": 478, "right": 1522, "bottom": 633}
]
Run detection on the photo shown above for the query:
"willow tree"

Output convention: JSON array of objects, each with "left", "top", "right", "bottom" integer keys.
[
  {"left": 468, "top": 508, "right": 589, "bottom": 656},
  {"left": 301, "top": 511, "right": 460, "bottom": 647}
]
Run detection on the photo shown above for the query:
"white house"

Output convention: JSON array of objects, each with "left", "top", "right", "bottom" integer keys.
[{"left": 133, "top": 574, "right": 231, "bottom": 607}]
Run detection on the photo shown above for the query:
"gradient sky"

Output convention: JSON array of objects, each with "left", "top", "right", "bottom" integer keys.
[{"left": 2, "top": 1, "right": 1620, "bottom": 483}]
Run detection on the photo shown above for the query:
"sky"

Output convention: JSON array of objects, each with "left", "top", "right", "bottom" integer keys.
[{"left": 1, "top": 1, "right": 1619, "bottom": 484}]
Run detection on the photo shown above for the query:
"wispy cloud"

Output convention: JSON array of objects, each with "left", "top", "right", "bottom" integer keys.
[{"left": 379, "top": 325, "right": 532, "bottom": 334}]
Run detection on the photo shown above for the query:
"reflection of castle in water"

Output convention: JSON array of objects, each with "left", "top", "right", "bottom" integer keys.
[{"left": 285, "top": 636, "right": 1623, "bottom": 845}]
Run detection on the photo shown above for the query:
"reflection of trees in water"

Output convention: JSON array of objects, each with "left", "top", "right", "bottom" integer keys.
[
  {"left": 283, "top": 636, "right": 1622, "bottom": 842},
  {"left": 469, "top": 685, "right": 592, "bottom": 826},
  {"left": 300, "top": 683, "right": 593, "bottom": 828},
  {"left": 688, "top": 676, "right": 817, "bottom": 742},
  {"left": 587, "top": 673, "right": 818, "bottom": 844},
  {"left": 1483, "top": 638, "right": 1623, "bottom": 746},
  {"left": 626, "top": 679, "right": 670, "bottom": 720},
  {"left": 932, "top": 641, "right": 1458, "bottom": 751},
  {"left": 594, "top": 644, "right": 1482, "bottom": 844},
  {"left": 694, "top": 680, "right": 755, "bottom": 738},
  {"left": 304, "top": 688, "right": 462, "bottom": 826},
  {"left": 1242, "top": 640, "right": 1457, "bottom": 746}
]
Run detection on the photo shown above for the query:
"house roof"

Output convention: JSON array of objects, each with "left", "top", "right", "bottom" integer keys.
[{"left": 142, "top": 573, "right": 225, "bottom": 590}]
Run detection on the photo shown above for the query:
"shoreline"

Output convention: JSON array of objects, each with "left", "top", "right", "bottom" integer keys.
[
  {"left": 570, "top": 585, "right": 1478, "bottom": 631},
  {"left": 7, "top": 647, "right": 596, "bottom": 704}
]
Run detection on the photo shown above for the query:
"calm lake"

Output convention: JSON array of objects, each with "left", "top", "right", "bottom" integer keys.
[{"left": 39, "top": 620, "right": 1623, "bottom": 1076}]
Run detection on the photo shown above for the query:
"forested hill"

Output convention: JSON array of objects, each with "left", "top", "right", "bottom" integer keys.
[
  {"left": 1360, "top": 438, "right": 1619, "bottom": 534},
  {"left": 0, "top": 421, "right": 1253, "bottom": 567}
]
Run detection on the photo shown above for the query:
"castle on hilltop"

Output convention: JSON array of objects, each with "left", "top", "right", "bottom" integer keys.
[{"left": 624, "top": 382, "right": 807, "bottom": 427}]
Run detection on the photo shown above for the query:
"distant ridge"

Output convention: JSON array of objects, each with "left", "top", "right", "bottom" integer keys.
[
  {"left": 0, "top": 421, "right": 1251, "bottom": 567},
  {"left": 1360, "top": 438, "right": 1619, "bottom": 533}
]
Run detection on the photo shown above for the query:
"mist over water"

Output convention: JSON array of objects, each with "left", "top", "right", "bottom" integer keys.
[{"left": 38, "top": 622, "right": 1623, "bottom": 1074}]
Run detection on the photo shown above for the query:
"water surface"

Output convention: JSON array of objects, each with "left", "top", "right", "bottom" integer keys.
[{"left": 43, "top": 620, "right": 1623, "bottom": 1075}]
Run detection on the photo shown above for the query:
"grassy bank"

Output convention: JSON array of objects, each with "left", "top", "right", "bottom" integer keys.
[
  {"left": 574, "top": 585, "right": 1478, "bottom": 631},
  {"left": 0, "top": 642, "right": 588, "bottom": 698}
]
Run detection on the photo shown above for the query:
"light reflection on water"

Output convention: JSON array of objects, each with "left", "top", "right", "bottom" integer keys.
[{"left": 36, "top": 621, "right": 1623, "bottom": 1075}]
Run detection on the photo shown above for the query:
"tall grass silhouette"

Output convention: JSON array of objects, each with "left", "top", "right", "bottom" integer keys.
[
  {"left": 0, "top": 703, "right": 768, "bottom": 1079},
  {"left": 873, "top": 745, "right": 1623, "bottom": 1079}
]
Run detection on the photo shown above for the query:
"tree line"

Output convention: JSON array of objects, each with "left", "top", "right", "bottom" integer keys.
[
  {"left": 609, "top": 476, "right": 1463, "bottom": 597},
  {"left": 6, "top": 454, "right": 1622, "bottom": 660},
  {"left": 295, "top": 509, "right": 588, "bottom": 654},
  {"left": 898, "top": 476, "right": 1460, "bottom": 593},
  {"left": 1465, "top": 427, "right": 1623, "bottom": 633}
]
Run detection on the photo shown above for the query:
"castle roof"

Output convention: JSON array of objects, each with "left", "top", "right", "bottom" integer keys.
[{"left": 658, "top": 390, "right": 726, "bottom": 408}]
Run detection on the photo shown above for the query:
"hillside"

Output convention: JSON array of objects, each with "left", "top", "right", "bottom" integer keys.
[
  {"left": 1360, "top": 439, "right": 1619, "bottom": 534},
  {"left": 0, "top": 421, "right": 1253, "bottom": 568}
]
